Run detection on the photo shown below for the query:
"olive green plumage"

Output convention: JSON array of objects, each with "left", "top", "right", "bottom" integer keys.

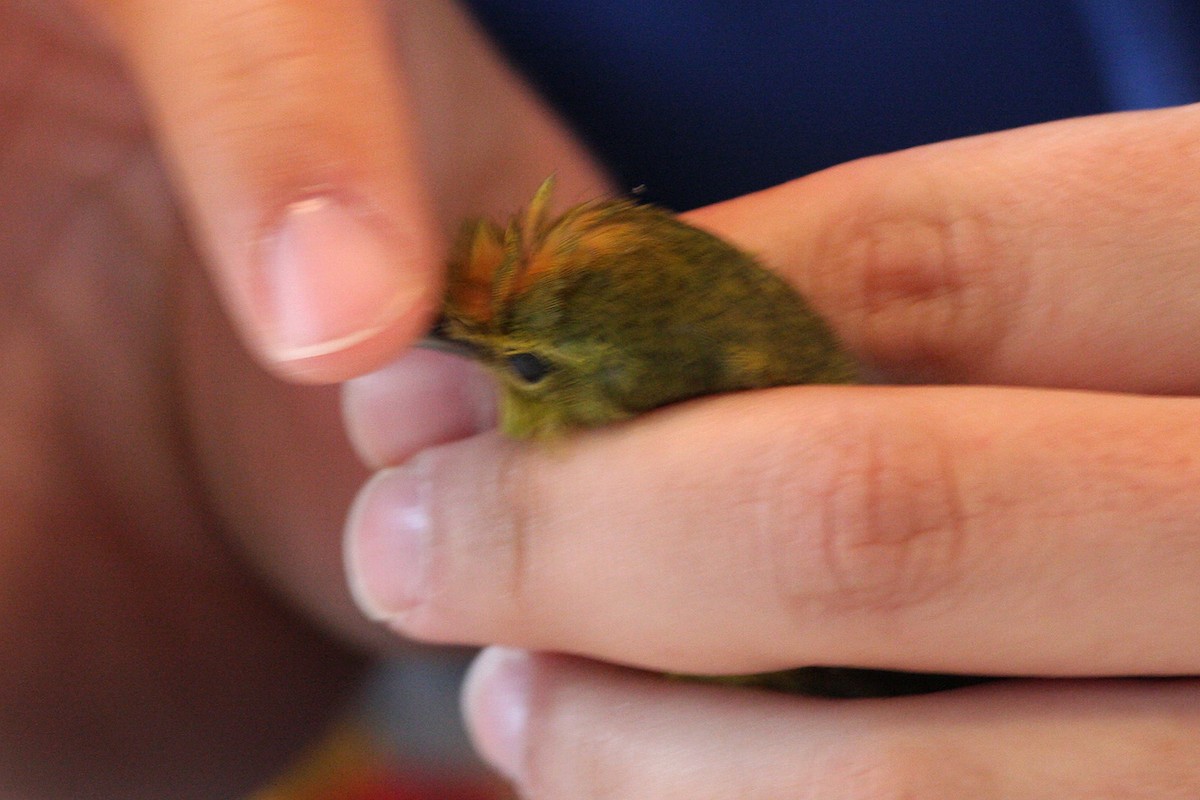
[
  {"left": 433, "top": 177, "right": 855, "bottom": 438},
  {"left": 428, "top": 178, "right": 981, "bottom": 698}
]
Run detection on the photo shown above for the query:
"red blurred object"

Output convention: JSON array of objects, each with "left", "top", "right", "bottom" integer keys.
[{"left": 250, "top": 726, "right": 510, "bottom": 800}]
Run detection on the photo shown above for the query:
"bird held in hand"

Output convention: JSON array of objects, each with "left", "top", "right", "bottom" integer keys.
[
  {"left": 426, "top": 176, "right": 855, "bottom": 439},
  {"left": 424, "top": 178, "right": 984, "bottom": 697}
]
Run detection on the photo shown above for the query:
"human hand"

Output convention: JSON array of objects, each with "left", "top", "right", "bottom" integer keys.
[
  {"left": 344, "top": 104, "right": 1200, "bottom": 797},
  {"left": 0, "top": 1, "right": 605, "bottom": 797}
]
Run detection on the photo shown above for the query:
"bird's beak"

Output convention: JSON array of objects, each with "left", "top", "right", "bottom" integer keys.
[{"left": 417, "top": 316, "right": 485, "bottom": 361}]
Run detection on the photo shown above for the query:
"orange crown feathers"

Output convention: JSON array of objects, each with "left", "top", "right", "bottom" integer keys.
[{"left": 444, "top": 176, "right": 651, "bottom": 329}]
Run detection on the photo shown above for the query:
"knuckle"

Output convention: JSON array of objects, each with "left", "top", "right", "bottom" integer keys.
[
  {"left": 771, "top": 406, "right": 974, "bottom": 617},
  {"left": 481, "top": 441, "right": 546, "bottom": 630},
  {"left": 199, "top": 2, "right": 324, "bottom": 87},
  {"left": 411, "top": 438, "right": 546, "bottom": 641},
  {"left": 816, "top": 163, "right": 1024, "bottom": 378},
  {"left": 175, "top": 3, "right": 366, "bottom": 193}
]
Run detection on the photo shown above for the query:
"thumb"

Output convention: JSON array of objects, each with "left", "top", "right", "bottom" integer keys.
[{"left": 89, "top": 0, "right": 438, "bottom": 382}]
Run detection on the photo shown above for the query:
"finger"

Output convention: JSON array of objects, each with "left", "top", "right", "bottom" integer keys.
[
  {"left": 341, "top": 349, "right": 496, "bottom": 470},
  {"left": 346, "top": 385, "right": 1200, "bottom": 677},
  {"left": 463, "top": 649, "right": 1200, "bottom": 800},
  {"left": 686, "top": 104, "right": 1200, "bottom": 393},
  {"left": 87, "top": 0, "right": 440, "bottom": 381}
]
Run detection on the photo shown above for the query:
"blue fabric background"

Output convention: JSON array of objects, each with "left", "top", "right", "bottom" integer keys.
[{"left": 461, "top": 1, "right": 1200, "bottom": 210}]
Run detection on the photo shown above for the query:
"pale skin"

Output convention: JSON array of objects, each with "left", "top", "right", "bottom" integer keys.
[
  {"left": 4, "top": 1, "right": 1199, "bottom": 799},
  {"left": 1, "top": 1, "right": 604, "bottom": 797},
  {"left": 348, "top": 112, "right": 1200, "bottom": 795}
]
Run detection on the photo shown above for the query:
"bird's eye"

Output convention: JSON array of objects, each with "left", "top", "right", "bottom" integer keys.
[{"left": 506, "top": 352, "right": 553, "bottom": 384}]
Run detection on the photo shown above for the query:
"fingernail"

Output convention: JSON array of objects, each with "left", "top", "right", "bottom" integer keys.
[
  {"left": 257, "top": 196, "right": 420, "bottom": 362},
  {"left": 345, "top": 460, "right": 432, "bottom": 621},
  {"left": 462, "top": 647, "right": 533, "bottom": 784}
]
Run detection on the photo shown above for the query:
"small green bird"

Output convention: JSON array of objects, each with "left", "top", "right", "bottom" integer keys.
[
  {"left": 426, "top": 177, "right": 855, "bottom": 439},
  {"left": 426, "top": 178, "right": 982, "bottom": 697}
]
